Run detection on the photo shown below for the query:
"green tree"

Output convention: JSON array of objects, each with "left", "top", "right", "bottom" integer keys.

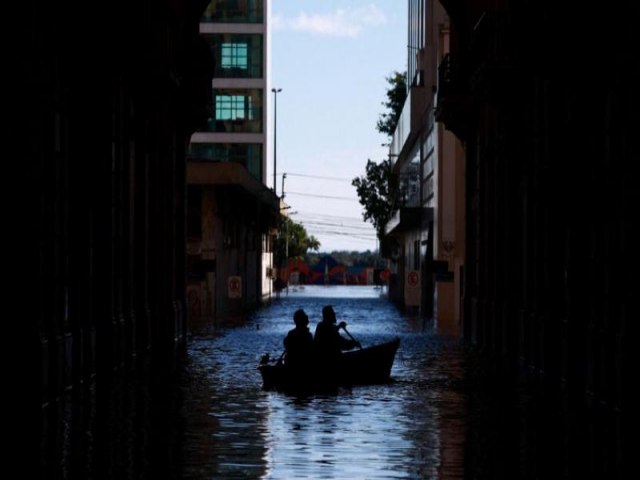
[
  {"left": 352, "top": 159, "right": 396, "bottom": 239},
  {"left": 275, "top": 216, "right": 320, "bottom": 266},
  {"left": 376, "top": 71, "right": 407, "bottom": 138}
]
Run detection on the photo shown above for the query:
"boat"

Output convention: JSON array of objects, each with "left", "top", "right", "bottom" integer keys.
[{"left": 258, "top": 337, "right": 400, "bottom": 392}]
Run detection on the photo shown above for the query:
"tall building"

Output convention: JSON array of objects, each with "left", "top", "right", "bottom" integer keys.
[
  {"left": 190, "top": 0, "right": 268, "bottom": 181},
  {"left": 384, "top": 0, "right": 465, "bottom": 333},
  {"left": 186, "top": 0, "right": 279, "bottom": 328}
]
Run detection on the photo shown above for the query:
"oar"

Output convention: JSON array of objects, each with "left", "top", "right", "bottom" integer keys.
[{"left": 341, "top": 325, "right": 363, "bottom": 350}]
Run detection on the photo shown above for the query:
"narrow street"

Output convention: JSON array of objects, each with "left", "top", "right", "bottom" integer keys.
[{"left": 40, "top": 286, "right": 617, "bottom": 479}]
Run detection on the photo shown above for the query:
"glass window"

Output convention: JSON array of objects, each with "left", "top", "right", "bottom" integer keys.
[
  {"left": 203, "top": 89, "right": 263, "bottom": 133},
  {"left": 202, "top": 0, "right": 264, "bottom": 23},
  {"left": 204, "top": 34, "right": 263, "bottom": 78},
  {"left": 215, "top": 95, "right": 246, "bottom": 121},
  {"left": 221, "top": 43, "right": 248, "bottom": 70}
]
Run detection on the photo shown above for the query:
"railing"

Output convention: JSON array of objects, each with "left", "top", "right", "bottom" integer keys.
[{"left": 437, "top": 53, "right": 466, "bottom": 100}]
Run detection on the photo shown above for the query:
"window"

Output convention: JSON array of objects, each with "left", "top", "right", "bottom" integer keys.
[
  {"left": 202, "top": 0, "right": 264, "bottom": 23},
  {"left": 205, "top": 34, "right": 263, "bottom": 78},
  {"left": 221, "top": 43, "right": 248, "bottom": 70},
  {"left": 203, "top": 89, "right": 263, "bottom": 133},
  {"left": 215, "top": 95, "right": 246, "bottom": 121}
]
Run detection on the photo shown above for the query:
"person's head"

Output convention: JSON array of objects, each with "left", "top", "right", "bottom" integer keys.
[
  {"left": 322, "top": 305, "right": 336, "bottom": 323},
  {"left": 293, "top": 309, "right": 309, "bottom": 328}
]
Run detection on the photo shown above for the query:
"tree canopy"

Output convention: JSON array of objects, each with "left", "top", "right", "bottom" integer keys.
[
  {"left": 376, "top": 71, "right": 407, "bottom": 138},
  {"left": 275, "top": 216, "right": 320, "bottom": 266},
  {"left": 352, "top": 159, "right": 396, "bottom": 240}
]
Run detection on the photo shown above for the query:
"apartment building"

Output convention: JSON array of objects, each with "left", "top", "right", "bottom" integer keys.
[{"left": 186, "top": 0, "right": 279, "bottom": 329}]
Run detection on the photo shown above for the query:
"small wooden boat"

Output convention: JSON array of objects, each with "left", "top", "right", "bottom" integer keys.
[{"left": 258, "top": 337, "right": 400, "bottom": 392}]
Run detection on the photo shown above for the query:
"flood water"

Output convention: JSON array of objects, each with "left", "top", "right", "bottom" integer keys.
[
  {"left": 39, "top": 285, "right": 621, "bottom": 479},
  {"left": 182, "top": 285, "right": 466, "bottom": 479}
]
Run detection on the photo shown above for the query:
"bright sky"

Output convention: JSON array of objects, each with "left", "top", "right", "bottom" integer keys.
[{"left": 270, "top": 1, "right": 407, "bottom": 253}]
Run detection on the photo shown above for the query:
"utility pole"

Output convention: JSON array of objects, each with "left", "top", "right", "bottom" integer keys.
[{"left": 281, "top": 173, "right": 286, "bottom": 200}]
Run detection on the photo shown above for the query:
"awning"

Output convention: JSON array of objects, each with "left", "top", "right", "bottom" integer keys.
[
  {"left": 187, "top": 160, "right": 280, "bottom": 211},
  {"left": 384, "top": 207, "right": 433, "bottom": 236}
]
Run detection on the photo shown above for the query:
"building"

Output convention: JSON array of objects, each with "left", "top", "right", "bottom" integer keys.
[
  {"left": 186, "top": 0, "right": 279, "bottom": 329},
  {"left": 384, "top": 0, "right": 466, "bottom": 334},
  {"left": 21, "top": 0, "right": 214, "bottom": 408},
  {"left": 435, "top": 0, "right": 633, "bottom": 469}
]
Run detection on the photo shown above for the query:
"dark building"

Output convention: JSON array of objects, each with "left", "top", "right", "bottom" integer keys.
[
  {"left": 16, "top": 0, "right": 214, "bottom": 410},
  {"left": 435, "top": 0, "right": 636, "bottom": 473}
]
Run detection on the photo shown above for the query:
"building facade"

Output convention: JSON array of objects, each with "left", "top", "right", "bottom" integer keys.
[
  {"left": 384, "top": 0, "right": 466, "bottom": 334},
  {"left": 435, "top": 0, "right": 633, "bottom": 469},
  {"left": 22, "top": 0, "right": 214, "bottom": 408},
  {"left": 186, "top": 0, "right": 278, "bottom": 328}
]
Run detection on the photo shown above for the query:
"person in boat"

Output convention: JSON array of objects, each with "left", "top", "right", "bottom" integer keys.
[
  {"left": 283, "top": 309, "right": 314, "bottom": 368},
  {"left": 313, "top": 305, "right": 361, "bottom": 359}
]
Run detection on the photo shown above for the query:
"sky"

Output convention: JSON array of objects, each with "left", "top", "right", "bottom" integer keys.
[{"left": 269, "top": 1, "right": 408, "bottom": 253}]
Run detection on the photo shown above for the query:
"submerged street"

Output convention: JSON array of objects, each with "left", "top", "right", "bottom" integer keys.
[
  {"left": 41, "top": 285, "right": 614, "bottom": 479},
  {"left": 182, "top": 285, "right": 466, "bottom": 479}
]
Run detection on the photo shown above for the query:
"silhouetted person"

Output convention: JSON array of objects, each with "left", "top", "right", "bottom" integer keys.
[
  {"left": 313, "top": 305, "right": 360, "bottom": 359},
  {"left": 283, "top": 309, "right": 313, "bottom": 368}
]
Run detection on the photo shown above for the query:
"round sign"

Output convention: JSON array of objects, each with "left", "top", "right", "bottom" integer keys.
[
  {"left": 228, "top": 276, "right": 242, "bottom": 298},
  {"left": 407, "top": 271, "right": 419, "bottom": 287}
]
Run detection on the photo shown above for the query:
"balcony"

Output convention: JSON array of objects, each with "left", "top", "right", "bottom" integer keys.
[
  {"left": 384, "top": 207, "right": 422, "bottom": 236},
  {"left": 434, "top": 53, "right": 471, "bottom": 141},
  {"left": 384, "top": 205, "right": 434, "bottom": 236}
]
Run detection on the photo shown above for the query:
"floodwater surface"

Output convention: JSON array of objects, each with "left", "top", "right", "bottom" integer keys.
[
  {"left": 40, "top": 285, "right": 617, "bottom": 479},
  {"left": 181, "top": 286, "right": 466, "bottom": 479}
]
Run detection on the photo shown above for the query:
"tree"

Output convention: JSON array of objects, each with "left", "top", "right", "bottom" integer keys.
[
  {"left": 352, "top": 71, "right": 405, "bottom": 241},
  {"left": 376, "top": 71, "right": 407, "bottom": 138},
  {"left": 352, "top": 159, "right": 396, "bottom": 240},
  {"left": 275, "top": 216, "right": 320, "bottom": 266}
]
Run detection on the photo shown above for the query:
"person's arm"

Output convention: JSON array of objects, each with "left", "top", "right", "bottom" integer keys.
[{"left": 337, "top": 322, "right": 361, "bottom": 349}]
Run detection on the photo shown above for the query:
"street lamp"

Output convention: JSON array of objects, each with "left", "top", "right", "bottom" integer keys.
[{"left": 271, "top": 88, "right": 282, "bottom": 196}]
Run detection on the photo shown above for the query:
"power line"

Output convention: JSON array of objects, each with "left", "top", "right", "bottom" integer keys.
[
  {"left": 305, "top": 229, "right": 377, "bottom": 240},
  {"left": 299, "top": 220, "right": 374, "bottom": 231},
  {"left": 283, "top": 172, "right": 353, "bottom": 182},
  {"left": 286, "top": 191, "right": 356, "bottom": 201},
  {"left": 295, "top": 211, "right": 365, "bottom": 220}
]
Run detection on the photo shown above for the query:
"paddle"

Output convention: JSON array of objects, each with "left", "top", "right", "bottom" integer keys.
[{"left": 340, "top": 324, "right": 363, "bottom": 350}]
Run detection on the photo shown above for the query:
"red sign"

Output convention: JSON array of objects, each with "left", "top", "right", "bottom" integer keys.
[{"left": 407, "top": 271, "right": 420, "bottom": 287}]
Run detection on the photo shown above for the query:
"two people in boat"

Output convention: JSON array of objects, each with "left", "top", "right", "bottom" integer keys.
[{"left": 283, "top": 305, "right": 360, "bottom": 369}]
